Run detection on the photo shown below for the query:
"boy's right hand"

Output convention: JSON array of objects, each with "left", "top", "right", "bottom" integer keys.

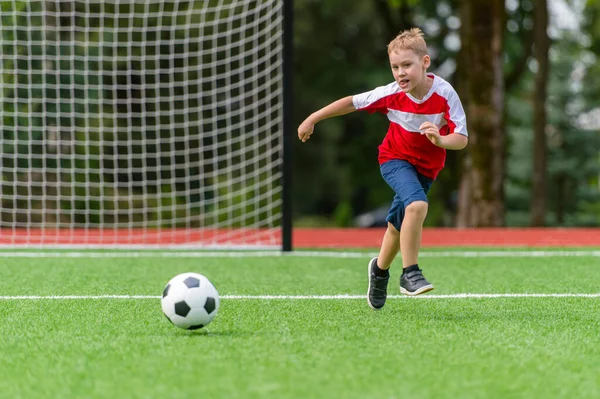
[{"left": 298, "top": 118, "right": 315, "bottom": 142}]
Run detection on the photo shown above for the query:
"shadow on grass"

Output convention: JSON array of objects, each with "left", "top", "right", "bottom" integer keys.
[{"left": 176, "top": 329, "right": 252, "bottom": 338}]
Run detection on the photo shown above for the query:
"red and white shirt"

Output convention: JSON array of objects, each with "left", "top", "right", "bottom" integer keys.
[{"left": 352, "top": 73, "right": 467, "bottom": 179}]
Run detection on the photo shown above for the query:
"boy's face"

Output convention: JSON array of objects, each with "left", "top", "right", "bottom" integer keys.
[{"left": 389, "top": 50, "right": 431, "bottom": 94}]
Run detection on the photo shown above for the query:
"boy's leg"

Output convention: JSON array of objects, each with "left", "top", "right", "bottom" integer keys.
[
  {"left": 399, "top": 201, "right": 427, "bottom": 267},
  {"left": 379, "top": 160, "right": 434, "bottom": 296},
  {"left": 366, "top": 257, "right": 389, "bottom": 310},
  {"left": 367, "top": 203, "right": 401, "bottom": 310},
  {"left": 377, "top": 222, "right": 400, "bottom": 269},
  {"left": 398, "top": 200, "right": 434, "bottom": 295}
]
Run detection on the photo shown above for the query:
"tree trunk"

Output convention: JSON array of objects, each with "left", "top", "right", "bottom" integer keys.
[
  {"left": 555, "top": 175, "right": 565, "bottom": 224},
  {"left": 531, "top": 0, "right": 550, "bottom": 226},
  {"left": 456, "top": 0, "right": 506, "bottom": 227}
]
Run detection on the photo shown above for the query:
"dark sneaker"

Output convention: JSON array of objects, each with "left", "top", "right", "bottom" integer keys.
[
  {"left": 367, "top": 257, "right": 389, "bottom": 310},
  {"left": 400, "top": 268, "right": 434, "bottom": 296}
]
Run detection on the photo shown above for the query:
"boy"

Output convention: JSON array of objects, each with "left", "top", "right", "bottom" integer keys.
[{"left": 297, "top": 28, "right": 468, "bottom": 310}]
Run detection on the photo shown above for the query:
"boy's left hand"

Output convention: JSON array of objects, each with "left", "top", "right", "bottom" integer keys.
[{"left": 419, "top": 122, "right": 442, "bottom": 146}]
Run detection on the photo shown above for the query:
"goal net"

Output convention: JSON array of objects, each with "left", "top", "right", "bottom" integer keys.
[{"left": 0, "top": 0, "right": 285, "bottom": 248}]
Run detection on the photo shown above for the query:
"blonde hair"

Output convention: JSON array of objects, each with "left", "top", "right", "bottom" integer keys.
[{"left": 387, "top": 27, "right": 428, "bottom": 57}]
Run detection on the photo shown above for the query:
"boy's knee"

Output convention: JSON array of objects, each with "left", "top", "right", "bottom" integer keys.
[{"left": 405, "top": 201, "right": 428, "bottom": 219}]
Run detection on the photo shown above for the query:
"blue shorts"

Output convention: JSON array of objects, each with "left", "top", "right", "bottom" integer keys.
[{"left": 380, "top": 159, "right": 433, "bottom": 231}]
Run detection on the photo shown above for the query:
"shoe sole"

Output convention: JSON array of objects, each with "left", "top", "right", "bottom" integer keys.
[
  {"left": 366, "top": 257, "right": 383, "bottom": 310},
  {"left": 400, "top": 284, "right": 434, "bottom": 296}
]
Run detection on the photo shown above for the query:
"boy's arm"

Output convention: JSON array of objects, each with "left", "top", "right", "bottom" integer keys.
[
  {"left": 298, "top": 96, "right": 355, "bottom": 142},
  {"left": 437, "top": 132, "right": 468, "bottom": 150},
  {"left": 419, "top": 122, "right": 468, "bottom": 150},
  {"left": 428, "top": 88, "right": 468, "bottom": 150}
]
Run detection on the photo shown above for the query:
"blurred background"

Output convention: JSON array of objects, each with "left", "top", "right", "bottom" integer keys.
[
  {"left": 1, "top": 0, "right": 599, "bottom": 249},
  {"left": 292, "top": 0, "right": 600, "bottom": 229}
]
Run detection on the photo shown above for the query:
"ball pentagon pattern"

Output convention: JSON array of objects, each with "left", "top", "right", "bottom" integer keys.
[{"left": 161, "top": 272, "right": 220, "bottom": 330}]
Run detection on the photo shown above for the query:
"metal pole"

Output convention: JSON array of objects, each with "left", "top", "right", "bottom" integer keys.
[{"left": 281, "top": 0, "right": 294, "bottom": 252}]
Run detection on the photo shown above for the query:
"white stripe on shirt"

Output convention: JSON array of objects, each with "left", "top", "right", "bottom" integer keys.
[{"left": 386, "top": 110, "right": 446, "bottom": 133}]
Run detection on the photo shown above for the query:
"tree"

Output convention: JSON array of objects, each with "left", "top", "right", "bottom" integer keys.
[
  {"left": 530, "top": 0, "right": 550, "bottom": 226},
  {"left": 456, "top": 0, "right": 506, "bottom": 227},
  {"left": 504, "top": 2, "right": 600, "bottom": 227}
]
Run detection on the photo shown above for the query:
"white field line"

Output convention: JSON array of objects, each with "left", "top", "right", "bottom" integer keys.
[
  {"left": 0, "top": 250, "right": 600, "bottom": 258},
  {"left": 0, "top": 293, "right": 599, "bottom": 300}
]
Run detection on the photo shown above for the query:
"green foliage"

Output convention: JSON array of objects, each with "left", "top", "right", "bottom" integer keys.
[
  {"left": 293, "top": 0, "right": 598, "bottom": 227},
  {"left": 215, "top": 176, "right": 282, "bottom": 228},
  {"left": 505, "top": 31, "right": 600, "bottom": 226},
  {"left": 294, "top": 0, "right": 464, "bottom": 226},
  {"left": 1, "top": 1, "right": 279, "bottom": 227},
  {"left": 332, "top": 200, "right": 353, "bottom": 227},
  {"left": 2, "top": 0, "right": 598, "bottom": 227}
]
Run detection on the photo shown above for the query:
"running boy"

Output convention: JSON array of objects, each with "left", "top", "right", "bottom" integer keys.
[{"left": 297, "top": 28, "right": 468, "bottom": 310}]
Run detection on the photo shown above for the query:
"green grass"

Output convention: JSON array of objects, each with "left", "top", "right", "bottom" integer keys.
[{"left": 1, "top": 250, "right": 600, "bottom": 399}]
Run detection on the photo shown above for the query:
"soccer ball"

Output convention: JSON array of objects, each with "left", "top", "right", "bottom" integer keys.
[{"left": 161, "top": 272, "right": 220, "bottom": 330}]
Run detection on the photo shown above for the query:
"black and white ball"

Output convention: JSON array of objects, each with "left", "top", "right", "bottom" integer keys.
[{"left": 161, "top": 272, "right": 220, "bottom": 330}]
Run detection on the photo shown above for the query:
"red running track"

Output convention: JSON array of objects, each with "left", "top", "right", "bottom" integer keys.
[
  {"left": 293, "top": 228, "right": 600, "bottom": 248},
  {"left": 0, "top": 228, "right": 598, "bottom": 247}
]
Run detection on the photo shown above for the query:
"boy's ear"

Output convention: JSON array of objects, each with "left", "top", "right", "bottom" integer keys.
[{"left": 422, "top": 55, "right": 431, "bottom": 69}]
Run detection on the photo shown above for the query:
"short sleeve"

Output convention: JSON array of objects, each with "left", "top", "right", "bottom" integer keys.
[
  {"left": 352, "top": 82, "right": 400, "bottom": 115},
  {"left": 444, "top": 89, "right": 468, "bottom": 136}
]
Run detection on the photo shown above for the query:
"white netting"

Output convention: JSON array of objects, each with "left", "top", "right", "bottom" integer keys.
[{"left": 0, "top": 0, "right": 284, "bottom": 248}]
